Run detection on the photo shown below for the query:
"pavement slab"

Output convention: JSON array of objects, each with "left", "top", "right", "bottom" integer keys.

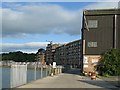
[{"left": 18, "top": 69, "right": 118, "bottom": 88}]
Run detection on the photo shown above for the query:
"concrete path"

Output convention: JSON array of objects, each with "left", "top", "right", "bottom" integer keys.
[{"left": 18, "top": 69, "right": 118, "bottom": 88}]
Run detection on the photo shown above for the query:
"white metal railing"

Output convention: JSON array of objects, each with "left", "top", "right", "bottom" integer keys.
[
  {"left": 10, "top": 65, "right": 27, "bottom": 88},
  {"left": 10, "top": 64, "right": 62, "bottom": 88}
]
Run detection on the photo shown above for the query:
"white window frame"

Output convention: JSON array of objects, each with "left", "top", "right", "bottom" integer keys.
[
  {"left": 88, "top": 42, "right": 97, "bottom": 47},
  {"left": 88, "top": 20, "right": 98, "bottom": 28}
]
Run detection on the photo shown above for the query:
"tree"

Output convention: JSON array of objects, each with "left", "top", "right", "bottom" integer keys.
[
  {"left": 2, "top": 51, "right": 36, "bottom": 62},
  {"left": 100, "top": 48, "right": 120, "bottom": 76}
]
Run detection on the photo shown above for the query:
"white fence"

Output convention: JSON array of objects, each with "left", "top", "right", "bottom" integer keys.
[
  {"left": 10, "top": 65, "right": 27, "bottom": 88},
  {"left": 10, "top": 64, "right": 62, "bottom": 88}
]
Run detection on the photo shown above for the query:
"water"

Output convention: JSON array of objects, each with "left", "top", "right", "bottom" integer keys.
[
  {"left": 27, "top": 69, "right": 47, "bottom": 83},
  {"left": 2, "top": 68, "right": 11, "bottom": 88},
  {"left": 1, "top": 67, "right": 48, "bottom": 88},
  {"left": 0, "top": 68, "right": 2, "bottom": 90}
]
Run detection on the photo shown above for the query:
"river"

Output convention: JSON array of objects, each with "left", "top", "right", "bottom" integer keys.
[{"left": 0, "top": 67, "right": 47, "bottom": 89}]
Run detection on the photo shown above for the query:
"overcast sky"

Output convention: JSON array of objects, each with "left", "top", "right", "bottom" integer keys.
[{"left": 1, "top": 0, "right": 119, "bottom": 53}]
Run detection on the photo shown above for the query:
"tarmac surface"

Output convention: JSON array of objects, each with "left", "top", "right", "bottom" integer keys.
[{"left": 18, "top": 69, "right": 119, "bottom": 88}]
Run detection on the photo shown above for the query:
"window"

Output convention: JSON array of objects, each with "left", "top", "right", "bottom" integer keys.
[
  {"left": 88, "top": 42, "right": 97, "bottom": 47},
  {"left": 88, "top": 20, "right": 98, "bottom": 28}
]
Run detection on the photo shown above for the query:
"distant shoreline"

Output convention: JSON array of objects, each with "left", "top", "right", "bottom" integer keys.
[{"left": 0, "top": 66, "right": 11, "bottom": 68}]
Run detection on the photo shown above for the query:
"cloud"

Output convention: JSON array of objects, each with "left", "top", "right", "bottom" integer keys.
[
  {"left": 84, "top": 2, "right": 119, "bottom": 9},
  {"left": 1, "top": 42, "right": 49, "bottom": 52},
  {"left": 2, "top": 2, "right": 119, "bottom": 53},
  {"left": 2, "top": 2, "right": 119, "bottom": 38},
  {"left": 2, "top": 0, "right": 120, "bottom": 2},
  {"left": 2, "top": 4, "right": 81, "bottom": 37},
  {"left": 1, "top": 42, "right": 67, "bottom": 53}
]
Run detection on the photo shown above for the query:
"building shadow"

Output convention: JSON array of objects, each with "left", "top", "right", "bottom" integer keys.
[
  {"left": 63, "top": 68, "right": 81, "bottom": 75},
  {"left": 63, "top": 68, "right": 120, "bottom": 88},
  {"left": 77, "top": 80, "right": 119, "bottom": 89}
]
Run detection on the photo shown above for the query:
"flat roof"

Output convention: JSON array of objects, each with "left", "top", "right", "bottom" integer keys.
[
  {"left": 66, "top": 39, "right": 81, "bottom": 45},
  {"left": 84, "top": 9, "right": 120, "bottom": 15},
  {"left": 56, "top": 39, "right": 81, "bottom": 49},
  {"left": 57, "top": 39, "right": 81, "bottom": 48}
]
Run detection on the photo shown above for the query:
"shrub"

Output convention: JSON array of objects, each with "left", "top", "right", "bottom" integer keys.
[
  {"left": 96, "top": 74, "right": 101, "bottom": 78},
  {"left": 80, "top": 73, "right": 84, "bottom": 76},
  {"left": 100, "top": 49, "right": 120, "bottom": 76}
]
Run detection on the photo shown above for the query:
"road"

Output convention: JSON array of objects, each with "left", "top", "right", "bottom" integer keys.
[{"left": 18, "top": 69, "right": 118, "bottom": 88}]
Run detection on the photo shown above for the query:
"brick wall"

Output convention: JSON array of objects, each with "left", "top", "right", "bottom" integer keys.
[{"left": 83, "top": 55, "right": 101, "bottom": 73}]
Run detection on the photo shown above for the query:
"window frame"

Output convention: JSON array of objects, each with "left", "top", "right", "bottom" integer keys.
[
  {"left": 88, "top": 42, "right": 98, "bottom": 48},
  {"left": 88, "top": 20, "right": 98, "bottom": 28}
]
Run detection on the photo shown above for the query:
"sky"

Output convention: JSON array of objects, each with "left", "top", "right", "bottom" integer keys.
[{"left": 1, "top": 0, "right": 120, "bottom": 53}]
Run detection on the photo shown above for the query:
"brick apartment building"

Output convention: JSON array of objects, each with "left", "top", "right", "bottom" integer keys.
[
  {"left": 36, "top": 48, "right": 46, "bottom": 66},
  {"left": 55, "top": 39, "right": 81, "bottom": 68},
  {"left": 81, "top": 9, "right": 120, "bottom": 73},
  {"left": 46, "top": 43, "right": 60, "bottom": 65}
]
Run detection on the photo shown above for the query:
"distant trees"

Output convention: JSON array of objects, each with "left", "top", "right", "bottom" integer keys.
[
  {"left": 2, "top": 51, "right": 36, "bottom": 62},
  {"left": 100, "top": 49, "right": 120, "bottom": 76}
]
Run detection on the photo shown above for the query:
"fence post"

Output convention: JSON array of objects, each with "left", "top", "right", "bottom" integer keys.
[
  {"left": 56, "top": 67, "right": 57, "bottom": 75},
  {"left": 49, "top": 66, "right": 51, "bottom": 75},
  {"left": 34, "top": 65, "right": 36, "bottom": 80},
  {"left": 41, "top": 64, "right": 43, "bottom": 78},
  {"left": 46, "top": 66, "right": 47, "bottom": 76},
  {"left": 25, "top": 64, "right": 27, "bottom": 84},
  {"left": 10, "top": 65, "right": 13, "bottom": 88}
]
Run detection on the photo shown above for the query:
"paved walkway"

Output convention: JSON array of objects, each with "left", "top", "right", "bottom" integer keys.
[{"left": 18, "top": 69, "right": 118, "bottom": 88}]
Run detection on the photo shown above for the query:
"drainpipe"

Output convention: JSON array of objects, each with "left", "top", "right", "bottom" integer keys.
[{"left": 114, "top": 14, "right": 117, "bottom": 49}]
